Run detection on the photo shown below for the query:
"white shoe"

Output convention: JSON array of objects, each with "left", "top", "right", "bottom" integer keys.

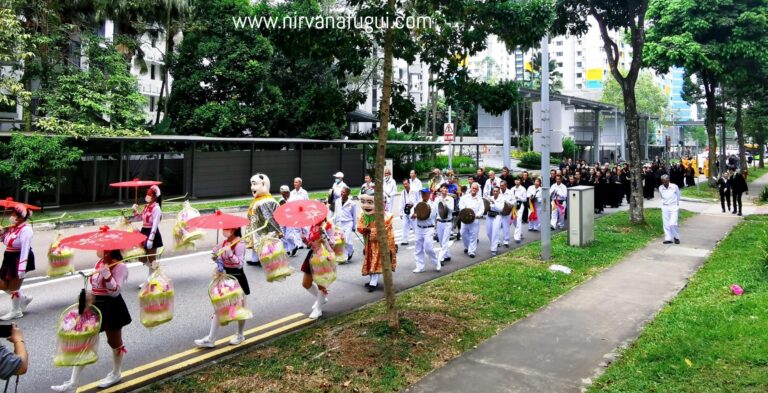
[
  {"left": 435, "top": 263, "right": 442, "bottom": 272},
  {"left": 21, "top": 296, "right": 32, "bottom": 312},
  {"left": 194, "top": 337, "right": 215, "bottom": 348},
  {"left": 0, "top": 310, "right": 22, "bottom": 321},
  {"left": 412, "top": 268, "right": 425, "bottom": 273},
  {"left": 308, "top": 307, "right": 322, "bottom": 319},
  {"left": 97, "top": 372, "right": 122, "bottom": 388},
  {"left": 229, "top": 334, "right": 245, "bottom": 345},
  {"left": 51, "top": 381, "right": 77, "bottom": 392}
]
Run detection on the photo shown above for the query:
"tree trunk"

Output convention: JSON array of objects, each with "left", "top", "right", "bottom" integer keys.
[
  {"left": 760, "top": 141, "right": 765, "bottom": 168},
  {"left": 735, "top": 96, "right": 746, "bottom": 170},
  {"left": 374, "top": 0, "right": 399, "bottom": 330},
  {"left": 703, "top": 81, "right": 718, "bottom": 181},
  {"left": 155, "top": 76, "right": 166, "bottom": 125},
  {"left": 623, "top": 83, "right": 645, "bottom": 224}
]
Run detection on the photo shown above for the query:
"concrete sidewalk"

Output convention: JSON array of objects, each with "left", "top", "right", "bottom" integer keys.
[{"left": 406, "top": 211, "right": 741, "bottom": 393}]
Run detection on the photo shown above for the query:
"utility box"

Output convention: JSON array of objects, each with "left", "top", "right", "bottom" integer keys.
[{"left": 567, "top": 186, "right": 595, "bottom": 246}]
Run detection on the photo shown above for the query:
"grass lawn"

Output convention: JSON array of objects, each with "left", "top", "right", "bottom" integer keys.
[
  {"left": 590, "top": 215, "right": 768, "bottom": 393},
  {"left": 680, "top": 166, "right": 768, "bottom": 201},
  {"left": 148, "top": 209, "right": 693, "bottom": 393}
]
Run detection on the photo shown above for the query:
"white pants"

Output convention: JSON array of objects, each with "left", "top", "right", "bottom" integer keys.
[
  {"left": 414, "top": 226, "right": 438, "bottom": 269},
  {"left": 485, "top": 215, "right": 501, "bottom": 252},
  {"left": 436, "top": 220, "right": 453, "bottom": 261},
  {"left": 282, "top": 227, "right": 301, "bottom": 252},
  {"left": 528, "top": 202, "right": 542, "bottom": 231},
  {"left": 662, "top": 206, "right": 680, "bottom": 241},
  {"left": 461, "top": 221, "right": 480, "bottom": 255},
  {"left": 401, "top": 215, "right": 417, "bottom": 244},
  {"left": 550, "top": 200, "right": 566, "bottom": 229},
  {"left": 386, "top": 198, "right": 394, "bottom": 214},
  {"left": 500, "top": 214, "right": 511, "bottom": 244},
  {"left": 337, "top": 220, "right": 355, "bottom": 257},
  {"left": 513, "top": 210, "right": 524, "bottom": 241}
]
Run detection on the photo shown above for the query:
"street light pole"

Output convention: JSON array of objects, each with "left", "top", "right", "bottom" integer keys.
[
  {"left": 448, "top": 105, "right": 453, "bottom": 169},
  {"left": 540, "top": 35, "right": 551, "bottom": 261}
]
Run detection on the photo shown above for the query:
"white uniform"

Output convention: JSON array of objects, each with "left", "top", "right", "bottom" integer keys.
[
  {"left": 511, "top": 185, "right": 528, "bottom": 241},
  {"left": 459, "top": 193, "right": 485, "bottom": 256},
  {"left": 499, "top": 189, "right": 513, "bottom": 245},
  {"left": 482, "top": 177, "right": 501, "bottom": 198},
  {"left": 382, "top": 177, "right": 398, "bottom": 214},
  {"left": 659, "top": 183, "right": 681, "bottom": 242},
  {"left": 331, "top": 181, "right": 348, "bottom": 205},
  {"left": 413, "top": 199, "right": 439, "bottom": 271},
  {"left": 282, "top": 188, "right": 309, "bottom": 252},
  {"left": 434, "top": 194, "right": 454, "bottom": 262},
  {"left": 485, "top": 195, "right": 505, "bottom": 253},
  {"left": 550, "top": 183, "right": 568, "bottom": 229},
  {"left": 527, "top": 185, "right": 543, "bottom": 231},
  {"left": 332, "top": 197, "right": 358, "bottom": 259},
  {"left": 400, "top": 188, "right": 419, "bottom": 244},
  {"left": 409, "top": 177, "right": 423, "bottom": 194}
]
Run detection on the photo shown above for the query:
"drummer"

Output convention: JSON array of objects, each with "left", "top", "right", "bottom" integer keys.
[
  {"left": 435, "top": 184, "right": 454, "bottom": 264},
  {"left": 52, "top": 249, "right": 131, "bottom": 391},
  {"left": 511, "top": 177, "right": 528, "bottom": 244},
  {"left": 133, "top": 185, "right": 163, "bottom": 281},
  {"left": 459, "top": 183, "right": 485, "bottom": 258},
  {"left": 412, "top": 188, "right": 440, "bottom": 273},
  {"left": 195, "top": 226, "right": 249, "bottom": 348},
  {"left": 0, "top": 205, "right": 34, "bottom": 320},
  {"left": 485, "top": 186, "right": 505, "bottom": 256},
  {"left": 498, "top": 181, "right": 513, "bottom": 248}
]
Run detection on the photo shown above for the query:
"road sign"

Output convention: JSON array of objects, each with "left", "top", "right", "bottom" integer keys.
[{"left": 443, "top": 123, "right": 454, "bottom": 142}]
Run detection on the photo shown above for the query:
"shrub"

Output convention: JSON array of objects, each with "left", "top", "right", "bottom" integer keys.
[
  {"left": 518, "top": 135, "right": 532, "bottom": 152},
  {"left": 413, "top": 155, "right": 476, "bottom": 175},
  {"left": 518, "top": 151, "right": 560, "bottom": 169}
]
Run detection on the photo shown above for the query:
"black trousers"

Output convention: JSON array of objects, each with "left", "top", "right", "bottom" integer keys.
[
  {"left": 720, "top": 191, "right": 731, "bottom": 212},
  {"left": 732, "top": 192, "right": 743, "bottom": 214}
]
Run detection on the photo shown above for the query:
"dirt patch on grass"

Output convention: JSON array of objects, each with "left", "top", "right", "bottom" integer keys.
[{"left": 327, "top": 327, "right": 380, "bottom": 368}]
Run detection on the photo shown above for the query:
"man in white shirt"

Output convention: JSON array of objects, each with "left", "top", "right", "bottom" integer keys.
[
  {"left": 659, "top": 174, "right": 681, "bottom": 244},
  {"left": 412, "top": 188, "right": 440, "bottom": 273},
  {"left": 550, "top": 175, "right": 568, "bottom": 230},
  {"left": 332, "top": 186, "right": 358, "bottom": 261},
  {"left": 290, "top": 177, "right": 309, "bottom": 201},
  {"left": 485, "top": 186, "right": 505, "bottom": 256},
  {"left": 498, "top": 181, "right": 513, "bottom": 247},
  {"left": 482, "top": 171, "right": 501, "bottom": 198},
  {"left": 278, "top": 185, "right": 299, "bottom": 256},
  {"left": 409, "top": 170, "right": 422, "bottom": 194},
  {"left": 359, "top": 174, "right": 374, "bottom": 196},
  {"left": 382, "top": 168, "right": 398, "bottom": 214},
  {"left": 511, "top": 177, "right": 528, "bottom": 243},
  {"left": 435, "top": 184, "right": 454, "bottom": 263},
  {"left": 459, "top": 183, "right": 485, "bottom": 258},
  {"left": 400, "top": 179, "right": 419, "bottom": 245},
  {"left": 330, "top": 172, "right": 347, "bottom": 207}
]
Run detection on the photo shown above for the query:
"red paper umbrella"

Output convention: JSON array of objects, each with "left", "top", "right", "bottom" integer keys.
[
  {"left": 0, "top": 197, "right": 41, "bottom": 211},
  {"left": 110, "top": 178, "right": 162, "bottom": 204},
  {"left": 274, "top": 200, "right": 328, "bottom": 228},
  {"left": 59, "top": 225, "right": 147, "bottom": 251},
  {"left": 186, "top": 210, "right": 249, "bottom": 230}
]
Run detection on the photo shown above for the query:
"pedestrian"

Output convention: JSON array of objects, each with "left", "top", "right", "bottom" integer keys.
[
  {"left": 550, "top": 175, "right": 567, "bottom": 230},
  {"left": 299, "top": 220, "right": 334, "bottom": 317},
  {"left": 716, "top": 171, "right": 731, "bottom": 213},
  {"left": 485, "top": 186, "right": 504, "bottom": 256},
  {"left": 412, "top": 189, "right": 440, "bottom": 272},
  {"left": 511, "top": 177, "right": 527, "bottom": 244},
  {"left": 659, "top": 175, "right": 681, "bottom": 244},
  {"left": 500, "top": 167, "right": 515, "bottom": 189},
  {"left": 429, "top": 168, "right": 444, "bottom": 193},
  {"left": 473, "top": 168, "right": 487, "bottom": 191},
  {"left": 459, "top": 183, "right": 485, "bottom": 258},
  {"left": 498, "top": 181, "right": 512, "bottom": 247},
  {"left": 730, "top": 169, "right": 749, "bottom": 216},
  {"left": 278, "top": 185, "right": 299, "bottom": 256},
  {"left": 357, "top": 190, "right": 397, "bottom": 291},
  {"left": 133, "top": 185, "right": 162, "bottom": 283},
  {"left": 329, "top": 172, "right": 347, "bottom": 207},
  {"left": 195, "top": 226, "right": 249, "bottom": 346},
  {"left": 527, "top": 178, "right": 543, "bottom": 232},
  {"left": 0, "top": 323, "right": 27, "bottom": 380},
  {"left": 643, "top": 166, "right": 656, "bottom": 200},
  {"left": 331, "top": 186, "right": 358, "bottom": 262},
  {"left": 359, "top": 174, "right": 374, "bottom": 196},
  {"left": 408, "top": 170, "right": 422, "bottom": 193},
  {"left": 435, "top": 184, "right": 454, "bottom": 264},
  {"left": 482, "top": 171, "right": 501, "bottom": 198},
  {"left": 52, "top": 249, "right": 131, "bottom": 390},
  {"left": 520, "top": 171, "right": 533, "bottom": 223},
  {"left": 382, "top": 168, "right": 397, "bottom": 214},
  {"left": 399, "top": 179, "right": 418, "bottom": 245},
  {"left": 448, "top": 176, "right": 463, "bottom": 240},
  {"left": 0, "top": 205, "right": 34, "bottom": 321}
]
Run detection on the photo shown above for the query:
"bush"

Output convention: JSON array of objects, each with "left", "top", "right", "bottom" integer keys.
[
  {"left": 413, "top": 155, "right": 476, "bottom": 175},
  {"left": 518, "top": 135, "right": 532, "bottom": 152},
  {"left": 518, "top": 151, "right": 560, "bottom": 169},
  {"left": 562, "top": 137, "right": 576, "bottom": 158}
]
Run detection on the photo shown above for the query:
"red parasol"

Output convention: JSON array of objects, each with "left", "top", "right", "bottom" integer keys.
[
  {"left": 59, "top": 225, "right": 147, "bottom": 251},
  {"left": 186, "top": 210, "right": 249, "bottom": 230},
  {"left": 0, "top": 197, "right": 41, "bottom": 211},
  {"left": 274, "top": 200, "right": 328, "bottom": 228},
  {"left": 110, "top": 178, "right": 162, "bottom": 204}
]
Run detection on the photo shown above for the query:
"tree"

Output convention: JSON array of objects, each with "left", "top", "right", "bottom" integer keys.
[
  {"left": 0, "top": 7, "right": 32, "bottom": 114},
  {"left": 683, "top": 125, "right": 707, "bottom": 147},
  {"left": 556, "top": 0, "right": 651, "bottom": 224},
  {"left": 745, "top": 99, "right": 768, "bottom": 168},
  {"left": 0, "top": 134, "right": 82, "bottom": 200},
  {"left": 526, "top": 51, "right": 563, "bottom": 94},
  {"left": 601, "top": 70, "right": 668, "bottom": 119}
]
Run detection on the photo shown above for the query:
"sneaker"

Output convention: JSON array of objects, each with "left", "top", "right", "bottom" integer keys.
[
  {"left": 504, "top": 243, "right": 509, "bottom": 248},
  {"left": 738, "top": 213, "right": 743, "bottom": 216},
  {"left": 309, "top": 307, "right": 322, "bottom": 319},
  {"left": 229, "top": 334, "right": 245, "bottom": 345},
  {"left": 469, "top": 254, "right": 475, "bottom": 258},
  {"left": 662, "top": 241, "right": 673, "bottom": 244},
  {"left": 98, "top": 371, "right": 122, "bottom": 388},
  {"left": 674, "top": 239, "right": 680, "bottom": 244},
  {"left": 491, "top": 251, "right": 497, "bottom": 256},
  {"left": 412, "top": 268, "right": 425, "bottom": 273},
  {"left": 51, "top": 381, "right": 77, "bottom": 392},
  {"left": 444, "top": 257, "right": 451, "bottom": 262},
  {"left": 194, "top": 337, "right": 215, "bottom": 348},
  {"left": 20, "top": 296, "right": 32, "bottom": 312},
  {"left": 516, "top": 240, "right": 521, "bottom": 244},
  {"left": 0, "top": 310, "right": 22, "bottom": 321},
  {"left": 435, "top": 262, "right": 442, "bottom": 272},
  {"left": 464, "top": 248, "right": 468, "bottom": 254},
  {"left": 400, "top": 242, "right": 409, "bottom": 245}
]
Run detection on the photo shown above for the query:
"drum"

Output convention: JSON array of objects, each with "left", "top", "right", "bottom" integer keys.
[
  {"left": 404, "top": 203, "right": 414, "bottom": 215},
  {"left": 459, "top": 208, "right": 476, "bottom": 224},
  {"left": 414, "top": 202, "right": 431, "bottom": 220},
  {"left": 501, "top": 201, "right": 513, "bottom": 216},
  {"left": 437, "top": 202, "right": 450, "bottom": 220},
  {"left": 482, "top": 198, "right": 491, "bottom": 214}
]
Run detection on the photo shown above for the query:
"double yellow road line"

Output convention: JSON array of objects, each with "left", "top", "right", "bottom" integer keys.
[{"left": 77, "top": 313, "right": 314, "bottom": 393}]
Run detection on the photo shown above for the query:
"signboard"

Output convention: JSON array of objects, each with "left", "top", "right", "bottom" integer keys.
[{"left": 443, "top": 123, "right": 454, "bottom": 142}]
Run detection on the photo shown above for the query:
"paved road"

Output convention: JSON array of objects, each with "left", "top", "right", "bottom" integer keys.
[{"left": 10, "top": 194, "right": 638, "bottom": 392}]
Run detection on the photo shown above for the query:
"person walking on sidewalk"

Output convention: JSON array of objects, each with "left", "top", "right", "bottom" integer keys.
[
  {"left": 332, "top": 186, "right": 358, "bottom": 262},
  {"left": 485, "top": 186, "right": 504, "bottom": 256},
  {"left": 511, "top": 177, "right": 527, "bottom": 244},
  {"left": 716, "top": 171, "right": 731, "bottom": 213},
  {"left": 0, "top": 205, "right": 34, "bottom": 320},
  {"left": 412, "top": 189, "right": 440, "bottom": 273},
  {"left": 659, "top": 175, "right": 681, "bottom": 244},
  {"left": 399, "top": 179, "right": 418, "bottom": 245},
  {"left": 435, "top": 184, "right": 454, "bottom": 264},
  {"left": 730, "top": 169, "right": 748, "bottom": 216},
  {"left": 459, "top": 183, "right": 485, "bottom": 258},
  {"left": 382, "top": 168, "right": 398, "bottom": 214}
]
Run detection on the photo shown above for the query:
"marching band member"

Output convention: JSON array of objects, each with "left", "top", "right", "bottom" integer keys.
[
  {"left": 133, "top": 185, "right": 162, "bottom": 281},
  {"left": 278, "top": 186, "right": 299, "bottom": 257},
  {"left": 408, "top": 170, "right": 422, "bottom": 193},
  {"left": 550, "top": 175, "right": 568, "bottom": 230},
  {"left": 435, "top": 184, "right": 454, "bottom": 263},
  {"left": 399, "top": 179, "right": 418, "bottom": 245},
  {"left": 511, "top": 178, "right": 528, "bottom": 244},
  {"left": 332, "top": 186, "right": 358, "bottom": 262},
  {"left": 459, "top": 183, "right": 485, "bottom": 258},
  {"left": 447, "top": 176, "right": 463, "bottom": 241},
  {"left": 498, "top": 181, "right": 513, "bottom": 248},
  {"left": 412, "top": 189, "right": 440, "bottom": 273},
  {"left": 52, "top": 250, "right": 131, "bottom": 391},
  {"left": 382, "top": 168, "right": 397, "bottom": 214},
  {"left": 482, "top": 171, "right": 501, "bottom": 198},
  {"left": 0, "top": 205, "right": 34, "bottom": 320},
  {"left": 485, "top": 186, "right": 504, "bottom": 256},
  {"left": 527, "top": 178, "right": 543, "bottom": 231},
  {"left": 358, "top": 189, "right": 397, "bottom": 292},
  {"left": 195, "top": 227, "right": 249, "bottom": 347},
  {"left": 301, "top": 220, "right": 334, "bottom": 318}
]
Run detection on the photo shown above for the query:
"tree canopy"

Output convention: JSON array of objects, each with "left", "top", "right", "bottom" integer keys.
[{"left": 601, "top": 70, "right": 668, "bottom": 119}]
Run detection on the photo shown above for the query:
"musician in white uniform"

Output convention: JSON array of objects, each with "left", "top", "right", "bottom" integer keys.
[
  {"left": 409, "top": 170, "right": 423, "bottom": 193},
  {"left": 485, "top": 186, "right": 505, "bottom": 256},
  {"left": 511, "top": 177, "right": 528, "bottom": 243},
  {"left": 498, "top": 181, "right": 513, "bottom": 247},
  {"left": 527, "top": 178, "right": 543, "bottom": 231},
  {"left": 482, "top": 170, "right": 501, "bottom": 198},
  {"left": 399, "top": 179, "right": 419, "bottom": 245},
  {"left": 659, "top": 175, "right": 681, "bottom": 244},
  {"left": 382, "top": 168, "right": 398, "bottom": 214},
  {"left": 434, "top": 184, "right": 454, "bottom": 263},
  {"left": 550, "top": 175, "right": 568, "bottom": 230},
  {"left": 459, "top": 183, "right": 485, "bottom": 258},
  {"left": 412, "top": 188, "right": 440, "bottom": 273},
  {"left": 332, "top": 186, "right": 358, "bottom": 261}
]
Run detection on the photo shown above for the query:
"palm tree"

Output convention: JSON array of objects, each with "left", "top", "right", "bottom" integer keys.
[{"left": 526, "top": 52, "right": 562, "bottom": 94}]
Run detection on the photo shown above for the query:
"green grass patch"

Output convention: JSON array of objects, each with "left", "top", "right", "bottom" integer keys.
[
  {"left": 147, "top": 209, "right": 693, "bottom": 393},
  {"left": 590, "top": 215, "right": 768, "bottom": 393}
]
